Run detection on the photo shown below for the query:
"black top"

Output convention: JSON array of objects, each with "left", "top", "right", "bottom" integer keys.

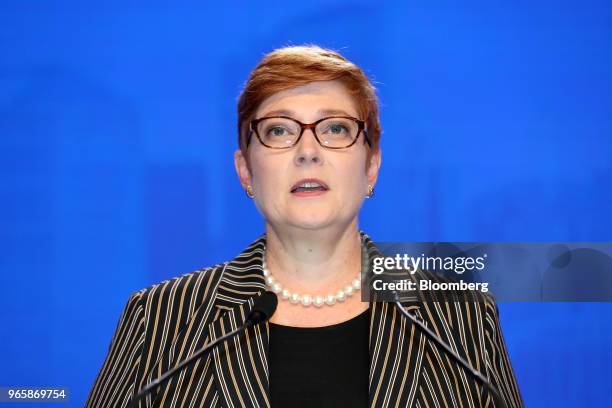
[{"left": 268, "top": 308, "right": 370, "bottom": 408}]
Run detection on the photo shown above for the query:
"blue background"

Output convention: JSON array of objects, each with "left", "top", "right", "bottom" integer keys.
[{"left": 1, "top": 1, "right": 611, "bottom": 406}]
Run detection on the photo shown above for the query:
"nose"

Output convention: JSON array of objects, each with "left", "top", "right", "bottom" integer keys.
[{"left": 294, "top": 128, "right": 324, "bottom": 166}]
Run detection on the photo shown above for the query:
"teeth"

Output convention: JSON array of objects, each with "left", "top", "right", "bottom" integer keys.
[{"left": 299, "top": 182, "right": 322, "bottom": 188}]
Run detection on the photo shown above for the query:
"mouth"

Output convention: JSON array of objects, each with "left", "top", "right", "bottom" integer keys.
[{"left": 290, "top": 178, "right": 330, "bottom": 194}]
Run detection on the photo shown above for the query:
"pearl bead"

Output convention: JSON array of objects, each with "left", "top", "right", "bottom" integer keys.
[{"left": 262, "top": 243, "right": 363, "bottom": 307}]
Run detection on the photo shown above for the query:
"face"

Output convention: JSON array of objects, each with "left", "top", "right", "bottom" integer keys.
[{"left": 234, "top": 80, "right": 381, "bottom": 233}]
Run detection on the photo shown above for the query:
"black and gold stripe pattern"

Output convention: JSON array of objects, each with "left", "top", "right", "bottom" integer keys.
[{"left": 87, "top": 232, "right": 523, "bottom": 407}]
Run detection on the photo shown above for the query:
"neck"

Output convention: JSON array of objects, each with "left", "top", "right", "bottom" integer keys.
[{"left": 263, "top": 220, "right": 362, "bottom": 295}]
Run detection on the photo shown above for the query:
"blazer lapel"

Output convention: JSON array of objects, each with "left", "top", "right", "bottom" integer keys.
[
  {"left": 363, "top": 233, "right": 427, "bottom": 408},
  {"left": 209, "top": 236, "right": 271, "bottom": 408}
]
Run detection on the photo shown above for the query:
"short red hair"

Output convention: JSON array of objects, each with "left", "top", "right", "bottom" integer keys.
[{"left": 237, "top": 45, "right": 381, "bottom": 163}]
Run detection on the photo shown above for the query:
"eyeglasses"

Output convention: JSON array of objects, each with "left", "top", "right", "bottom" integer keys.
[{"left": 248, "top": 116, "right": 370, "bottom": 149}]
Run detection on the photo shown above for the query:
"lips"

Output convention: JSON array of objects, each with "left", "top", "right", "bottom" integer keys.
[{"left": 290, "top": 178, "right": 329, "bottom": 193}]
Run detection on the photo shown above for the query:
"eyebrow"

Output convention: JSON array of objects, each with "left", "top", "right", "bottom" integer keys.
[{"left": 260, "top": 108, "right": 356, "bottom": 118}]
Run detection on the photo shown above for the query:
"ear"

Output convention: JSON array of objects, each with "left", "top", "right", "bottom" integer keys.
[
  {"left": 366, "top": 148, "right": 382, "bottom": 187},
  {"left": 234, "top": 149, "right": 252, "bottom": 189}
]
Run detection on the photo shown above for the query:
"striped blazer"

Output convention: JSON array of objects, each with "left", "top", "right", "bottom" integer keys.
[{"left": 87, "top": 232, "right": 523, "bottom": 407}]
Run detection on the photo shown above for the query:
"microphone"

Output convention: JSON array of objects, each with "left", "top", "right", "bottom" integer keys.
[
  {"left": 393, "top": 300, "right": 508, "bottom": 408},
  {"left": 246, "top": 290, "right": 278, "bottom": 325},
  {"left": 131, "top": 291, "right": 278, "bottom": 407}
]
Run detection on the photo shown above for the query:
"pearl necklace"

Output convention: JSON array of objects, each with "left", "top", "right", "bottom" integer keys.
[{"left": 261, "top": 236, "right": 362, "bottom": 307}]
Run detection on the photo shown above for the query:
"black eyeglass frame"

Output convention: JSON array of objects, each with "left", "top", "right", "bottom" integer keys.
[{"left": 247, "top": 116, "right": 370, "bottom": 149}]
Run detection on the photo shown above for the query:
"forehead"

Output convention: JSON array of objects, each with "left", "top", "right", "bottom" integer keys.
[{"left": 255, "top": 80, "right": 359, "bottom": 119}]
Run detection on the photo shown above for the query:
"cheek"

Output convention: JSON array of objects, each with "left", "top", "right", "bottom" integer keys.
[
  {"left": 248, "top": 150, "right": 269, "bottom": 187},
  {"left": 250, "top": 156, "right": 285, "bottom": 199},
  {"left": 336, "top": 158, "right": 368, "bottom": 195}
]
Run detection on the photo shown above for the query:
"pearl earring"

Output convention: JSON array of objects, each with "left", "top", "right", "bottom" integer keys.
[
  {"left": 246, "top": 185, "right": 255, "bottom": 198},
  {"left": 366, "top": 184, "right": 375, "bottom": 198}
]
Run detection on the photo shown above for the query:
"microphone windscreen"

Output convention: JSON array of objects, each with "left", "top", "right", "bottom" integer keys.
[{"left": 248, "top": 291, "right": 278, "bottom": 324}]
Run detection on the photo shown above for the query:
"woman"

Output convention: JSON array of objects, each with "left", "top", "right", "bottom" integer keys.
[{"left": 87, "top": 46, "right": 523, "bottom": 407}]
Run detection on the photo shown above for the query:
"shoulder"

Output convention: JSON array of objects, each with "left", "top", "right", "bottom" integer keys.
[
  {"left": 127, "top": 233, "right": 267, "bottom": 321},
  {"left": 110, "top": 263, "right": 231, "bottom": 340},
  {"left": 130, "top": 262, "right": 228, "bottom": 314}
]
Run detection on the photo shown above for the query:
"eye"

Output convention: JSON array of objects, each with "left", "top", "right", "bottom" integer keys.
[
  {"left": 267, "top": 126, "right": 290, "bottom": 137},
  {"left": 319, "top": 119, "right": 353, "bottom": 137},
  {"left": 259, "top": 118, "right": 299, "bottom": 139},
  {"left": 328, "top": 123, "right": 348, "bottom": 134}
]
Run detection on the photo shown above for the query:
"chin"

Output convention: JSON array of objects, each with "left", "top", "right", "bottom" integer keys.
[
  {"left": 286, "top": 213, "right": 336, "bottom": 231},
  {"left": 290, "top": 219, "right": 332, "bottom": 230}
]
